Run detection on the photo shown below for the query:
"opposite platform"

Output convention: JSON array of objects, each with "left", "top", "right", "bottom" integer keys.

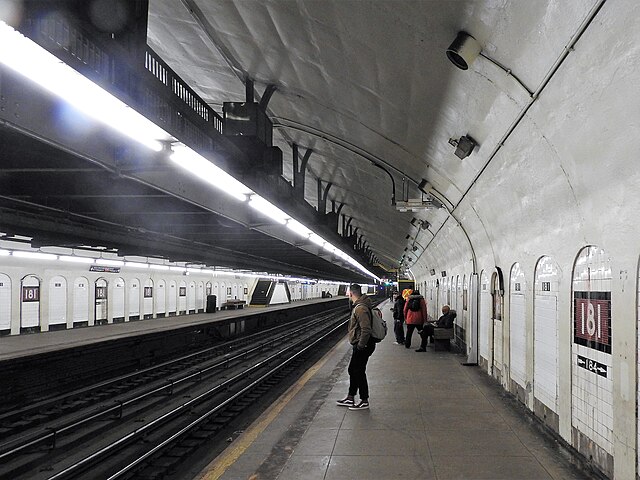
[
  {"left": 0, "top": 297, "right": 344, "bottom": 362},
  {"left": 200, "top": 299, "right": 599, "bottom": 480}
]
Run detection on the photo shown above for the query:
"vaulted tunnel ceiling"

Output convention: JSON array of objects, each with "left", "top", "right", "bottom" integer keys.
[{"left": 0, "top": 0, "right": 603, "bottom": 281}]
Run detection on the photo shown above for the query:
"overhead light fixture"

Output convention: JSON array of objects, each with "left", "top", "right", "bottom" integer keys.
[
  {"left": 170, "top": 145, "right": 252, "bottom": 202},
  {"left": 249, "top": 195, "right": 288, "bottom": 224},
  {"left": 0, "top": 21, "right": 171, "bottom": 151},
  {"left": 13, "top": 251, "right": 57, "bottom": 261},
  {"left": 0, "top": 22, "right": 382, "bottom": 283},
  {"left": 96, "top": 259, "right": 124, "bottom": 267},
  {"left": 309, "top": 233, "right": 325, "bottom": 247},
  {"left": 395, "top": 198, "right": 439, "bottom": 212},
  {"left": 125, "top": 262, "right": 148, "bottom": 269},
  {"left": 286, "top": 219, "right": 312, "bottom": 237},
  {"left": 446, "top": 31, "right": 481, "bottom": 70},
  {"left": 149, "top": 264, "right": 170, "bottom": 271},
  {"left": 448, "top": 135, "right": 477, "bottom": 159},
  {"left": 59, "top": 255, "right": 95, "bottom": 264}
]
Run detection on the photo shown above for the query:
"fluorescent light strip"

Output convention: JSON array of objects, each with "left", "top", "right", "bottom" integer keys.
[
  {"left": 309, "top": 233, "right": 325, "bottom": 247},
  {"left": 96, "top": 259, "right": 124, "bottom": 267},
  {"left": 248, "top": 195, "right": 288, "bottom": 224},
  {"left": 0, "top": 249, "right": 10, "bottom": 256},
  {"left": 12, "top": 251, "right": 57, "bottom": 261},
  {"left": 286, "top": 219, "right": 311, "bottom": 237},
  {"left": 0, "top": 22, "right": 171, "bottom": 151},
  {"left": 170, "top": 145, "right": 252, "bottom": 202},
  {"left": 149, "top": 265, "right": 170, "bottom": 271},
  {"left": 125, "top": 262, "right": 148, "bottom": 269},
  {"left": 169, "top": 266, "right": 186, "bottom": 272},
  {"left": 0, "top": 22, "right": 381, "bottom": 282},
  {"left": 59, "top": 255, "right": 95, "bottom": 264}
]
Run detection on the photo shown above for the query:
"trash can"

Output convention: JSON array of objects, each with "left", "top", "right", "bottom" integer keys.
[{"left": 206, "top": 295, "right": 217, "bottom": 313}]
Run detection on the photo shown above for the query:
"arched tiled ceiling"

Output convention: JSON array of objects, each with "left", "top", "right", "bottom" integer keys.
[{"left": 147, "top": 0, "right": 596, "bottom": 272}]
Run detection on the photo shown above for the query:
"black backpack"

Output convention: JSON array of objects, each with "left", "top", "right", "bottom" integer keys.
[{"left": 408, "top": 297, "right": 421, "bottom": 312}]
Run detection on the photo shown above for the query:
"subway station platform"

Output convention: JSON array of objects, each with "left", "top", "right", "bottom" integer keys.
[
  {"left": 200, "top": 299, "right": 598, "bottom": 480},
  {"left": 0, "top": 297, "right": 344, "bottom": 362}
]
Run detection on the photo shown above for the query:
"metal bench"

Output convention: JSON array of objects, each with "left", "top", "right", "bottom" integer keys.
[{"left": 433, "top": 328, "right": 454, "bottom": 351}]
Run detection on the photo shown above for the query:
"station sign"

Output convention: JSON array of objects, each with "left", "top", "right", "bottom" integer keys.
[
  {"left": 573, "top": 291, "right": 611, "bottom": 354},
  {"left": 90, "top": 265, "right": 121, "bottom": 273}
]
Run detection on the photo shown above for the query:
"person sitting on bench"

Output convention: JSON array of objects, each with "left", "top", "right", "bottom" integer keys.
[{"left": 423, "top": 305, "right": 456, "bottom": 344}]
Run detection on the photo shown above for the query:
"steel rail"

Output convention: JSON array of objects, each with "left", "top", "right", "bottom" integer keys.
[
  {"left": 0, "top": 310, "right": 343, "bottom": 462},
  {"left": 46, "top": 314, "right": 349, "bottom": 480}
]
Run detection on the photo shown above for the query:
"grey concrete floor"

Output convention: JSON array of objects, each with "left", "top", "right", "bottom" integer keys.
[{"left": 206, "top": 300, "right": 600, "bottom": 480}]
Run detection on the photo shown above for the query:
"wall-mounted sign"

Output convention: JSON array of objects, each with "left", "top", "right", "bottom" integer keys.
[
  {"left": 95, "top": 286, "right": 107, "bottom": 299},
  {"left": 542, "top": 282, "right": 551, "bottom": 292},
  {"left": 179, "top": 287, "right": 186, "bottom": 297},
  {"left": 144, "top": 287, "right": 153, "bottom": 298},
  {"left": 577, "top": 354, "right": 608, "bottom": 378},
  {"left": 90, "top": 265, "right": 121, "bottom": 273},
  {"left": 22, "top": 286, "right": 40, "bottom": 302},
  {"left": 574, "top": 291, "right": 611, "bottom": 354},
  {"left": 514, "top": 283, "right": 521, "bottom": 291}
]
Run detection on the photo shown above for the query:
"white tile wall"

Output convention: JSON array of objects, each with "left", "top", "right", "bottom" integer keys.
[
  {"left": 572, "top": 246, "right": 613, "bottom": 455},
  {"left": 510, "top": 263, "right": 527, "bottom": 387},
  {"left": 480, "top": 271, "right": 490, "bottom": 366},
  {"left": 534, "top": 295, "right": 558, "bottom": 411},
  {"left": 0, "top": 273, "right": 11, "bottom": 329},
  {"left": 534, "top": 256, "right": 560, "bottom": 413}
]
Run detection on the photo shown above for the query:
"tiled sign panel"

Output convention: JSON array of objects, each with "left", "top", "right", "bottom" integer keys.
[
  {"left": 510, "top": 263, "right": 526, "bottom": 388},
  {"left": 571, "top": 246, "right": 612, "bottom": 454},
  {"left": 534, "top": 256, "right": 560, "bottom": 413}
]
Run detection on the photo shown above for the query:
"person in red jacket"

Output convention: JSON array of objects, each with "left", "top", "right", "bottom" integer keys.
[{"left": 403, "top": 290, "right": 428, "bottom": 351}]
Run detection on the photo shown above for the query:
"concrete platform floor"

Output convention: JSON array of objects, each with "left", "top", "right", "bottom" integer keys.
[{"left": 198, "top": 300, "right": 600, "bottom": 480}]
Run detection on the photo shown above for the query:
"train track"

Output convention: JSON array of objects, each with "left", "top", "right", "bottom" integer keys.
[{"left": 0, "top": 306, "right": 350, "bottom": 480}]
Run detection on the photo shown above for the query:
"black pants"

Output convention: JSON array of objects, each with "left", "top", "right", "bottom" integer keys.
[
  {"left": 394, "top": 319, "right": 405, "bottom": 343},
  {"left": 348, "top": 341, "right": 376, "bottom": 399},
  {"left": 405, "top": 324, "right": 427, "bottom": 349}
]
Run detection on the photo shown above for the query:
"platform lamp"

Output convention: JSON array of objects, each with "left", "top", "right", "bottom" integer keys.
[
  {"left": 446, "top": 31, "right": 533, "bottom": 97},
  {"left": 446, "top": 32, "right": 482, "bottom": 71}
]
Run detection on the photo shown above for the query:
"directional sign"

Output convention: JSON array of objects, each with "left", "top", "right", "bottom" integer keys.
[{"left": 577, "top": 354, "right": 608, "bottom": 378}]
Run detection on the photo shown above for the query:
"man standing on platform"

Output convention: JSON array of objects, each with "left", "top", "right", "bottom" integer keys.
[
  {"left": 392, "top": 291, "right": 406, "bottom": 344},
  {"left": 336, "top": 283, "right": 375, "bottom": 410}
]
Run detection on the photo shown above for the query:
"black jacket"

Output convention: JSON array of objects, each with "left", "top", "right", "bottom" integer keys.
[
  {"left": 437, "top": 310, "right": 456, "bottom": 328},
  {"left": 393, "top": 297, "right": 405, "bottom": 321}
]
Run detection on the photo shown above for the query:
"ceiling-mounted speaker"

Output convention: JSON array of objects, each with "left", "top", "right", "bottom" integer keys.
[
  {"left": 446, "top": 31, "right": 481, "bottom": 70},
  {"left": 454, "top": 135, "right": 477, "bottom": 159}
]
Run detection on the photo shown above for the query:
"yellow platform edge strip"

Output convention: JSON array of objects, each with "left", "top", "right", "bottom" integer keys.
[{"left": 197, "top": 338, "right": 344, "bottom": 480}]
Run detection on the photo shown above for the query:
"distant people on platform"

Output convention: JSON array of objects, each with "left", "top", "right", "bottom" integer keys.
[
  {"left": 336, "top": 283, "right": 375, "bottom": 410},
  {"left": 403, "top": 290, "right": 428, "bottom": 352},
  {"left": 392, "top": 291, "right": 406, "bottom": 345},
  {"left": 424, "top": 304, "right": 457, "bottom": 344}
]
